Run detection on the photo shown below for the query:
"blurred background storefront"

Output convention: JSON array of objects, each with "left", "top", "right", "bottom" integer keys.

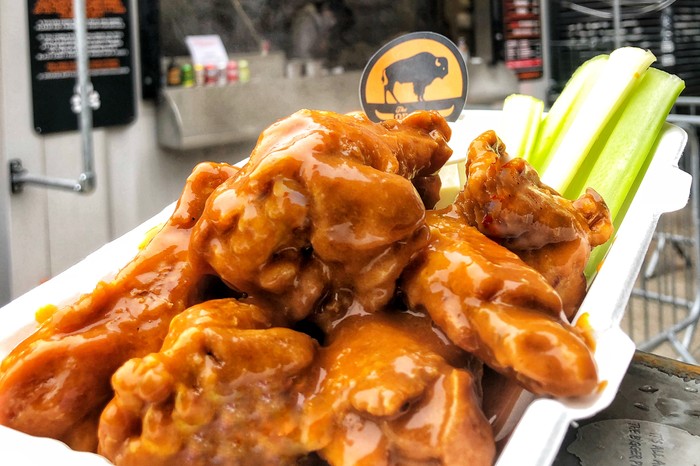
[{"left": 1, "top": 2, "right": 699, "bottom": 362}]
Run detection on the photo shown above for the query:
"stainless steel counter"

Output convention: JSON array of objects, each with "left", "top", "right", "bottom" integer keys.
[{"left": 156, "top": 58, "right": 520, "bottom": 151}]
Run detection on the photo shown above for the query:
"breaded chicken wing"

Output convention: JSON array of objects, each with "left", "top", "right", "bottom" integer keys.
[
  {"left": 402, "top": 210, "right": 598, "bottom": 398},
  {"left": 0, "top": 162, "right": 237, "bottom": 451},
  {"left": 302, "top": 311, "right": 494, "bottom": 466},
  {"left": 98, "top": 299, "right": 315, "bottom": 465},
  {"left": 190, "top": 109, "right": 452, "bottom": 322},
  {"left": 455, "top": 130, "right": 612, "bottom": 317}
]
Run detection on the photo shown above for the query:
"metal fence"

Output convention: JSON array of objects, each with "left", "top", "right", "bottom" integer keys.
[{"left": 623, "top": 97, "right": 700, "bottom": 363}]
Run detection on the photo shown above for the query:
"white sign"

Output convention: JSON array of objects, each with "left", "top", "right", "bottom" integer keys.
[{"left": 185, "top": 35, "right": 228, "bottom": 66}]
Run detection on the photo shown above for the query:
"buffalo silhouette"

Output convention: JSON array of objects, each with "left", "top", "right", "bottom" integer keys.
[{"left": 382, "top": 52, "right": 449, "bottom": 103}]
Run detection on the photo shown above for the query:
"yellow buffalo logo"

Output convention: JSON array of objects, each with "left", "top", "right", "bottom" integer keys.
[
  {"left": 361, "top": 32, "right": 467, "bottom": 123},
  {"left": 383, "top": 52, "right": 449, "bottom": 103}
]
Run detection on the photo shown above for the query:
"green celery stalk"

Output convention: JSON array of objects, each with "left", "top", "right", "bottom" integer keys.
[
  {"left": 577, "top": 68, "right": 685, "bottom": 278},
  {"left": 499, "top": 94, "right": 544, "bottom": 161},
  {"left": 436, "top": 159, "right": 465, "bottom": 209},
  {"left": 583, "top": 130, "right": 660, "bottom": 280},
  {"left": 528, "top": 54, "right": 608, "bottom": 172},
  {"left": 564, "top": 67, "right": 685, "bottom": 213},
  {"left": 540, "top": 47, "right": 656, "bottom": 193}
]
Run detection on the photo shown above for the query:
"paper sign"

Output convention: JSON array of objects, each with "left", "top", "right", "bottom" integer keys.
[{"left": 185, "top": 35, "right": 228, "bottom": 66}]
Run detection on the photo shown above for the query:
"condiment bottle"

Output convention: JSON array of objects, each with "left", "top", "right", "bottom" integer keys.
[
  {"left": 194, "top": 64, "right": 205, "bottom": 86},
  {"left": 181, "top": 63, "right": 194, "bottom": 87},
  {"left": 204, "top": 64, "right": 218, "bottom": 86},
  {"left": 217, "top": 62, "right": 228, "bottom": 86},
  {"left": 226, "top": 60, "right": 239, "bottom": 84},
  {"left": 239, "top": 60, "right": 250, "bottom": 83},
  {"left": 166, "top": 59, "right": 181, "bottom": 86}
]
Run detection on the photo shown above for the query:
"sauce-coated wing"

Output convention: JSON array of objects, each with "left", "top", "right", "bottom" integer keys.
[
  {"left": 190, "top": 110, "right": 452, "bottom": 321},
  {"left": 0, "top": 162, "right": 237, "bottom": 451},
  {"left": 98, "top": 299, "right": 315, "bottom": 465},
  {"left": 455, "top": 130, "right": 613, "bottom": 318},
  {"left": 402, "top": 210, "right": 598, "bottom": 398},
  {"left": 302, "top": 312, "right": 495, "bottom": 466}
]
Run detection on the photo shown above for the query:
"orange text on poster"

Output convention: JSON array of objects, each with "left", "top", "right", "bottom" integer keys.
[{"left": 33, "top": 0, "right": 126, "bottom": 20}]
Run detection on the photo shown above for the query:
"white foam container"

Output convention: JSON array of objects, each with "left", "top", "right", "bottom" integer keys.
[{"left": 0, "top": 110, "right": 691, "bottom": 465}]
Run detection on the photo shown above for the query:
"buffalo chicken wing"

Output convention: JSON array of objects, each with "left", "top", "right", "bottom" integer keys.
[
  {"left": 189, "top": 109, "right": 452, "bottom": 322},
  {"left": 302, "top": 311, "right": 494, "bottom": 466},
  {"left": 98, "top": 298, "right": 314, "bottom": 465},
  {"left": 402, "top": 209, "right": 598, "bottom": 398},
  {"left": 0, "top": 162, "right": 238, "bottom": 451},
  {"left": 455, "top": 130, "right": 613, "bottom": 318}
]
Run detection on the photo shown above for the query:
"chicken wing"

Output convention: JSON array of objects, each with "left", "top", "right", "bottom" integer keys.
[
  {"left": 455, "top": 130, "right": 612, "bottom": 318},
  {"left": 98, "top": 298, "right": 315, "bottom": 466},
  {"left": 0, "top": 162, "right": 238, "bottom": 451},
  {"left": 0, "top": 114, "right": 608, "bottom": 464},
  {"left": 301, "top": 311, "right": 495, "bottom": 466},
  {"left": 190, "top": 109, "right": 452, "bottom": 322},
  {"left": 99, "top": 298, "right": 493, "bottom": 466},
  {"left": 402, "top": 209, "right": 598, "bottom": 398}
]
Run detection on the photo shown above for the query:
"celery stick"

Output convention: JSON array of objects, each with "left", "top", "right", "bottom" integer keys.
[
  {"left": 528, "top": 54, "right": 608, "bottom": 172},
  {"left": 564, "top": 67, "right": 685, "bottom": 214},
  {"left": 541, "top": 47, "right": 656, "bottom": 193},
  {"left": 499, "top": 94, "right": 544, "bottom": 161},
  {"left": 579, "top": 69, "right": 685, "bottom": 278},
  {"left": 436, "top": 159, "right": 465, "bottom": 209},
  {"left": 584, "top": 129, "right": 659, "bottom": 280}
]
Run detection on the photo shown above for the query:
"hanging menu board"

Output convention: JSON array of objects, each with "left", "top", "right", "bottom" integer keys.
[
  {"left": 502, "top": 0, "right": 543, "bottom": 80},
  {"left": 27, "top": 0, "right": 136, "bottom": 134}
]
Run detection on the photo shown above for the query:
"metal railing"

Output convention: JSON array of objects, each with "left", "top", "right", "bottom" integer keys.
[
  {"left": 625, "top": 97, "right": 700, "bottom": 363},
  {"left": 8, "top": 0, "right": 98, "bottom": 194}
]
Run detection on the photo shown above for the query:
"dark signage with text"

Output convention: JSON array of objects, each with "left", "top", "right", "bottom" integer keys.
[{"left": 27, "top": 0, "right": 136, "bottom": 134}]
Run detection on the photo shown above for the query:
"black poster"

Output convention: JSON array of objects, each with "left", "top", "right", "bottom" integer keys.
[{"left": 27, "top": 0, "right": 136, "bottom": 134}]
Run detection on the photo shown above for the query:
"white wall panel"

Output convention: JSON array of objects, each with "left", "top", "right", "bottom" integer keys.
[
  {"left": 1, "top": 0, "right": 52, "bottom": 299},
  {"left": 44, "top": 130, "right": 111, "bottom": 277}
]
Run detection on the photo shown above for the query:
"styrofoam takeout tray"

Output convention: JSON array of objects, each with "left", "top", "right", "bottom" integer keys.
[{"left": 0, "top": 110, "right": 691, "bottom": 465}]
